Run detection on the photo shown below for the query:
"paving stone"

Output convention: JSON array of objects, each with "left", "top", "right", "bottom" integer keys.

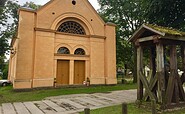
[
  {"left": 24, "top": 102, "right": 44, "bottom": 114},
  {"left": 2, "top": 103, "right": 16, "bottom": 114},
  {"left": 71, "top": 98, "right": 95, "bottom": 107},
  {"left": 13, "top": 102, "right": 30, "bottom": 114},
  {"left": 58, "top": 99, "right": 85, "bottom": 109},
  {"left": 91, "top": 94, "right": 119, "bottom": 103},
  {"left": 84, "top": 96, "right": 110, "bottom": 105},
  {"left": 78, "top": 97, "right": 103, "bottom": 106},
  {"left": 33, "top": 101, "right": 56, "bottom": 114},
  {"left": 42, "top": 100, "right": 66, "bottom": 112},
  {"left": 52, "top": 99, "right": 77, "bottom": 111},
  {"left": 0, "top": 106, "right": 2, "bottom": 114}
]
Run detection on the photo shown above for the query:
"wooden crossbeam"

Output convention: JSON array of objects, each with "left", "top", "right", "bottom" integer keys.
[
  {"left": 176, "top": 74, "right": 185, "bottom": 101},
  {"left": 165, "top": 45, "right": 185, "bottom": 105},
  {"left": 143, "top": 72, "right": 158, "bottom": 101},
  {"left": 139, "top": 72, "right": 157, "bottom": 100}
]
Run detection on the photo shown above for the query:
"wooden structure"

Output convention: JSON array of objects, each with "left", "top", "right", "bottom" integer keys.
[{"left": 129, "top": 24, "right": 185, "bottom": 109}]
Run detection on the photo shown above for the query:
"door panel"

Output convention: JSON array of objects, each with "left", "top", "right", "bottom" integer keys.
[
  {"left": 57, "top": 60, "right": 69, "bottom": 85},
  {"left": 74, "top": 61, "right": 85, "bottom": 84}
]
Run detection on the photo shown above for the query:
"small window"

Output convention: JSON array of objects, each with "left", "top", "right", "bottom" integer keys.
[
  {"left": 57, "top": 21, "right": 86, "bottom": 35},
  {"left": 74, "top": 48, "right": 85, "bottom": 55},
  {"left": 57, "top": 47, "right": 70, "bottom": 54}
]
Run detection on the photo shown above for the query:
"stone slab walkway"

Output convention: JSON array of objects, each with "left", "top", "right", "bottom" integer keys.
[{"left": 0, "top": 89, "right": 136, "bottom": 114}]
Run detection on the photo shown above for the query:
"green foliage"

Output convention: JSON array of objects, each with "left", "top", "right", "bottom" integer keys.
[
  {"left": 22, "top": 2, "right": 41, "bottom": 10},
  {"left": 145, "top": 0, "right": 185, "bottom": 31},
  {"left": 98, "top": 0, "right": 185, "bottom": 71},
  {"left": 2, "top": 62, "right": 8, "bottom": 79},
  {"left": 0, "top": 1, "right": 40, "bottom": 79},
  {"left": 98, "top": 0, "right": 146, "bottom": 70}
]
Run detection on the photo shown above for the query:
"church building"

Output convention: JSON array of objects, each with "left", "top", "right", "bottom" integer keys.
[{"left": 8, "top": 0, "right": 116, "bottom": 89}]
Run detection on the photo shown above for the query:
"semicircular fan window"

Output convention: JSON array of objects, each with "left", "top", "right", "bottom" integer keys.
[{"left": 57, "top": 21, "right": 86, "bottom": 35}]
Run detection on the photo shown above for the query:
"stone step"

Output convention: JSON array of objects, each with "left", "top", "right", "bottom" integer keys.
[
  {"left": 13, "top": 102, "right": 30, "bottom": 114},
  {"left": 23, "top": 102, "right": 44, "bottom": 114},
  {"left": 2, "top": 103, "right": 16, "bottom": 114}
]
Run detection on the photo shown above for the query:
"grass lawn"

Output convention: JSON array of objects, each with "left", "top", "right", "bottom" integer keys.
[
  {"left": 0, "top": 83, "right": 137, "bottom": 105},
  {"left": 80, "top": 104, "right": 185, "bottom": 114}
]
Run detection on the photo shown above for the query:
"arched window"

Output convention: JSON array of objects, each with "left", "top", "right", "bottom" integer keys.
[
  {"left": 57, "top": 21, "right": 86, "bottom": 35},
  {"left": 57, "top": 47, "right": 70, "bottom": 54},
  {"left": 74, "top": 48, "right": 85, "bottom": 55}
]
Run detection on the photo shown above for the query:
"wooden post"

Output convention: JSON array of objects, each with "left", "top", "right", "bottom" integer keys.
[
  {"left": 169, "top": 45, "right": 181, "bottom": 104},
  {"left": 84, "top": 108, "right": 90, "bottom": 114},
  {"left": 149, "top": 46, "right": 156, "bottom": 81},
  {"left": 137, "top": 46, "right": 143, "bottom": 100},
  {"left": 156, "top": 43, "right": 165, "bottom": 103},
  {"left": 150, "top": 47, "right": 157, "bottom": 94},
  {"left": 133, "top": 45, "right": 137, "bottom": 83},
  {"left": 181, "top": 45, "right": 185, "bottom": 83},
  {"left": 122, "top": 103, "right": 128, "bottom": 114},
  {"left": 151, "top": 99, "right": 157, "bottom": 114},
  {"left": 166, "top": 45, "right": 180, "bottom": 104}
]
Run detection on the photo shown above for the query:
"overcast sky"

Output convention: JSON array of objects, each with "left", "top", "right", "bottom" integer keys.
[{"left": 18, "top": 0, "right": 100, "bottom": 10}]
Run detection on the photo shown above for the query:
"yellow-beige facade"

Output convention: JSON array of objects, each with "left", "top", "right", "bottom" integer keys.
[{"left": 8, "top": 0, "right": 117, "bottom": 89}]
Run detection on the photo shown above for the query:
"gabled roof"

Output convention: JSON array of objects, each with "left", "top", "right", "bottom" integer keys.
[
  {"left": 28, "top": 0, "right": 105, "bottom": 25},
  {"left": 129, "top": 24, "right": 185, "bottom": 42}
]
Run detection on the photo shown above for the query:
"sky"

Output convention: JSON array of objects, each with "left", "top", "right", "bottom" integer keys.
[{"left": 18, "top": 0, "right": 100, "bottom": 10}]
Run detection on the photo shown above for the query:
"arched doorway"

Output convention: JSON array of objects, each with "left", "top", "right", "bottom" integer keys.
[
  {"left": 56, "top": 47, "right": 70, "bottom": 85},
  {"left": 74, "top": 48, "right": 86, "bottom": 84}
]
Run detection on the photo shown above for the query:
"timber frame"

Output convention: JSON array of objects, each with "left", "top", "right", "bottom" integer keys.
[{"left": 130, "top": 24, "right": 185, "bottom": 109}]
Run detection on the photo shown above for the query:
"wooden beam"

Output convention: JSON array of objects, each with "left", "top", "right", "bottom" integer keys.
[
  {"left": 139, "top": 72, "right": 157, "bottom": 100},
  {"left": 138, "top": 36, "right": 158, "bottom": 42},
  {"left": 162, "top": 36, "right": 185, "bottom": 42},
  {"left": 143, "top": 73, "right": 158, "bottom": 101},
  {"left": 176, "top": 75, "right": 185, "bottom": 101},
  {"left": 166, "top": 70, "right": 175, "bottom": 104},
  {"left": 137, "top": 46, "right": 143, "bottom": 100},
  {"left": 144, "top": 47, "right": 158, "bottom": 101},
  {"left": 179, "top": 45, "right": 185, "bottom": 101},
  {"left": 156, "top": 43, "right": 165, "bottom": 103}
]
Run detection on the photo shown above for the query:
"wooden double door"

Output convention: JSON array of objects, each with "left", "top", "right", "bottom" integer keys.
[
  {"left": 57, "top": 60, "right": 69, "bottom": 85},
  {"left": 74, "top": 60, "right": 85, "bottom": 84},
  {"left": 57, "top": 60, "right": 85, "bottom": 85}
]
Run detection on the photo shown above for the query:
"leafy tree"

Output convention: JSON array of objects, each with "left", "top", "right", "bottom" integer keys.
[
  {"left": 145, "top": 0, "right": 185, "bottom": 31},
  {"left": 2, "top": 62, "right": 8, "bottom": 79},
  {"left": 0, "top": 1, "right": 40, "bottom": 79},
  {"left": 98, "top": 0, "right": 146, "bottom": 82}
]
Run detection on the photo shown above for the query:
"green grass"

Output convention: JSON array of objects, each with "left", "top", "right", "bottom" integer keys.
[
  {"left": 0, "top": 83, "right": 137, "bottom": 105},
  {"left": 80, "top": 104, "right": 185, "bottom": 114}
]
